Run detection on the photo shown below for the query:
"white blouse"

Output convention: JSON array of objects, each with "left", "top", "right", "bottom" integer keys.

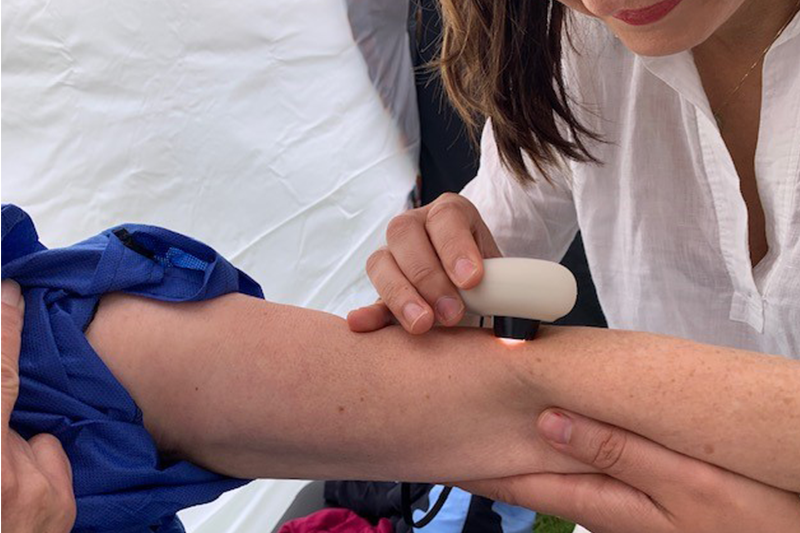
[{"left": 462, "top": 13, "right": 800, "bottom": 359}]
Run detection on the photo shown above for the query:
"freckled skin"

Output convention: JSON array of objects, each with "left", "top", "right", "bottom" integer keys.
[{"left": 86, "top": 293, "right": 800, "bottom": 490}]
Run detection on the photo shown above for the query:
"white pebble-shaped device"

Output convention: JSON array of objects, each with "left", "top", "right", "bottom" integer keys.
[{"left": 458, "top": 258, "right": 578, "bottom": 340}]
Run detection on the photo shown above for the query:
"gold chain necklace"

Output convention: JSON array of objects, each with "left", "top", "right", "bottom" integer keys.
[{"left": 713, "top": 0, "right": 800, "bottom": 129}]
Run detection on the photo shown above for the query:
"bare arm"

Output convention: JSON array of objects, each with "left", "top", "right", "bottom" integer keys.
[{"left": 85, "top": 292, "right": 800, "bottom": 491}]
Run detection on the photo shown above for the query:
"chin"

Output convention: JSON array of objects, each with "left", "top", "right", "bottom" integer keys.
[
  {"left": 614, "top": 31, "right": 700, "bottom": 56},
  {"left": 595, "top": 0, "right": 736, "bottom": 57}
]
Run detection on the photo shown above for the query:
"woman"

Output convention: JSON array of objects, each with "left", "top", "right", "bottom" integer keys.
[{"left": 348, "top": 0, "right": 800, "bottom": 530}]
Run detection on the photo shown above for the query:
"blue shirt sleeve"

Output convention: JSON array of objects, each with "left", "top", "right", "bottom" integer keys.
[{"left": 1, "top": 204, "right": 264, "bottom": 533}]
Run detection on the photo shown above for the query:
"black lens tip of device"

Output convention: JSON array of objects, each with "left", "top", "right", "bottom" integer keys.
[{"left": 493, "top": 317, "right": 540, "bottom": 341}]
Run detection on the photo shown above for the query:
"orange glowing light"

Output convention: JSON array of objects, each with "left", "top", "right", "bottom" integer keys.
[{"left": 498, "top": 337, "right": 526, "bottom": 347}]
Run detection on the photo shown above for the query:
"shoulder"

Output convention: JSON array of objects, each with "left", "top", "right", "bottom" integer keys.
[{"left": 463, "top": 121, "right": 575, "bottom": 209}]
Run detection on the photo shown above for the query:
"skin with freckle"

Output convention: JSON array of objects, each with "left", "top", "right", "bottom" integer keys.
[{"left": 85, "top": 292, "right": 800, "bottom": 490}]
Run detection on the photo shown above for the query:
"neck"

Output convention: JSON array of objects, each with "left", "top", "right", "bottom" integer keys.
[{"left": 701, "top": 0, "right": 799, "bottom": 56}]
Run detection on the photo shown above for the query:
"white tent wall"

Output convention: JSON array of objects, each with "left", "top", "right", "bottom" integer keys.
[{"left": 2, "top": 0, "right": 417, "bottom": 531}]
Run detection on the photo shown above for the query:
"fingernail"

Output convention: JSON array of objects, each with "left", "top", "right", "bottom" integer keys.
[
  {"left": 403, "top": 302, "right": 427, "bottom": 329},
  {"left": 436, "top": 296, "right": 463, "bottom": 324},
  {"left": 539, "top": 411, "right": 573, "bottom": 445},
  {"left": 1, "top": 280, "right": 23, "bottom": 309},
  {"left": 453, "top": 258, "right": 477, "bottom": 286}
]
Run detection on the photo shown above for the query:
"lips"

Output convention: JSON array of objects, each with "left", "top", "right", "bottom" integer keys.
[{"left": 613, "top": 0, "right": 684, "bottom": 26}]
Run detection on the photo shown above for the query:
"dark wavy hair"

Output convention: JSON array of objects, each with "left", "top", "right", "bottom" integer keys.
[{"left": 438, "top": 0, "right": 600, "bottom": 182}]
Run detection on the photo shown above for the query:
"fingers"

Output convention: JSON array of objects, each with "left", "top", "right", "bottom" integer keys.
[
  {"left": 17, "top": 434, "right": 77, "bottom": 533},
  {"left": 365, "top": 248, "right": 435, "bottom": 334},
  {"left": 2, "top": 280, "right": 25, "bottom": 431},
  {"left": 537, "top": 409, "right": 691, "bottom": 498},
  {"left": 508, "top": 411, "right": 800, "bottom": 533},
  {"left": 360, "top": 194, "right": 499, "bottom": 335},
  {"left": 459, "top": 473, "right": 670, "bottom": 533},
  {"left": 29, "top": 434, "right": 73, "bottom": 494},
  {"left": 386, "top": 211, "right": 465, "bottom": 326},
  {"left": 424, "top": 194, "right": 487, "bottom": 290},
  {"left": 473, "top": 216, "right": 503, "bottom": 260},
  {"left": 346, "top": 302, "right": 395, "bottom": 333}
]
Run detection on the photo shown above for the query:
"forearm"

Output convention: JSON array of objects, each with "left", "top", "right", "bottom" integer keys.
[
  {"left": 86, "top": 293, "right": 576, "bottom": 482},
  {"left": 523, "top": 326, "right": 800, "bottom": 491},
  {"left": 86, "top": 293, "right": 800, "bottom": 490}
]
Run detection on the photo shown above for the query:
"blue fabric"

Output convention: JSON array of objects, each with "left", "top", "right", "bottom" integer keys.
[
  {"left": 412, "top": 487, "right": 536, "bottom": 533},
  {"left": 412, "top": 486, "right": 472, "bottom": 533},
  {"left": 1, "top": 205, "right": 264, "bottom": 533},
  {"left": 492, "top": 501, "right": 537, "bottom": 533}
]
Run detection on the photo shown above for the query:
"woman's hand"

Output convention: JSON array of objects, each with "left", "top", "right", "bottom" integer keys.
[
  {"left": 2, "top": 281, "right": 76, "bottom": 533},
  {"left": 460, "top": 409, "right": 800, "bottom": 533},
  {"left": 347, "top": 193, "right": 501, "bottom": 334}
]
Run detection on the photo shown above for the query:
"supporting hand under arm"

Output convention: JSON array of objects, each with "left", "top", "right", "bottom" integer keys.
[{"left": 460, "top": 409, "right": 800, "bottom": 533}]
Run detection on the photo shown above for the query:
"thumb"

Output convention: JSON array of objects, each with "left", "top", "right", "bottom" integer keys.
[
  {"left": 537, "top": 408, "right": 688, "bottom": 498},
  {"left": 2, "top": 280, "right": 25, "bottom": 431},
  {"left": 30, "top": 433, "right": 74, "bottom": 493},
  {"left": 347, "top": 301, "right": 395, "bottom": 333}
]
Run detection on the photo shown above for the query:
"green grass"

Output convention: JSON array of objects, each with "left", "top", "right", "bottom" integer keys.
[{"left": 533, "top": 514, "right": 576, "bottom": 533}]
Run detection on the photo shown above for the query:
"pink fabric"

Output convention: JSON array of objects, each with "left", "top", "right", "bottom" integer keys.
[{"left": 279, "top": 508, "right": 393, "bottom": 533}]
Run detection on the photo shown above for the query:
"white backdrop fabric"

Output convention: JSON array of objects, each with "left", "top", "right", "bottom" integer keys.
[{"left": 2, "top": 0, "right": 417, "bottom": 531}]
